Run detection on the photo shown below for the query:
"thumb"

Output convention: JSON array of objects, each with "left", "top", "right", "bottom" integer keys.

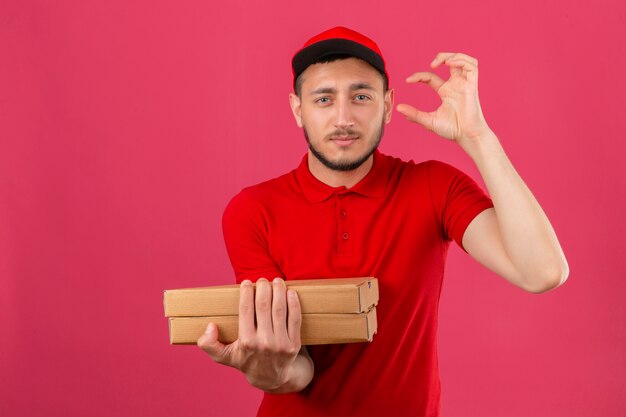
[
  {"left": 197, "top": 322, "right": 230, "bottom": 364},
  {"left": 396, "top": 104, "right": 434, "bottom": 130}
]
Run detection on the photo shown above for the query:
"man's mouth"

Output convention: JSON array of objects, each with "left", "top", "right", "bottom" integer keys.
[{"left": 330, "top": 136, "right": 358, "bottom": 147}]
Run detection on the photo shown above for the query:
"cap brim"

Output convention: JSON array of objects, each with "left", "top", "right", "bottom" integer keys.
[{"left": 292, "top": 38, "right": 386, "bottom": 82}]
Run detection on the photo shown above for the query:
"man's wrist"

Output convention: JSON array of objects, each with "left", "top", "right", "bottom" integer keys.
[
  {"left": 458, "top": 129, "right": 504, "bottom": 164},
  {"left": 247, "top": 376, "right": 288, "bottom": 393},
  {"left": 257, "top": 352, "right": 314, "bottom": 394}
]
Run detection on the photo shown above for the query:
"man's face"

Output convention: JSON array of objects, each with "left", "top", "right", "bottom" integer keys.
[{"left": 289, "top": 57, "right": 394, "bottom": 172}]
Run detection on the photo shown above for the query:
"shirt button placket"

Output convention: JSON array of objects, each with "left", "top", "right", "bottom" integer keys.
[
  {"left": 340, "top": 206, "right": 348, "bottom": 241},
  {"left": 339, "top": 198, "right": 351, "bottom": 253},
  {"left": 336, "top": 193, "right": 353, "bottom": 256}
]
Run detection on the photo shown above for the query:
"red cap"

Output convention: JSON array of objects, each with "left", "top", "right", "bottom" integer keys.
[{"left": 291, "top": 26, "right": 389, "bottom": 89}]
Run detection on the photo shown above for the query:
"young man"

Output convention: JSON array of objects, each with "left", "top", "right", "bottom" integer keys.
[{"left": 198, "top": 26, "right": 569, "bottom": 416}]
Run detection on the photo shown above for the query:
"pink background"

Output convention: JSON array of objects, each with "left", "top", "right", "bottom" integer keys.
[{"left": 1, "top": 1, "right": 624, "bottom": 416}]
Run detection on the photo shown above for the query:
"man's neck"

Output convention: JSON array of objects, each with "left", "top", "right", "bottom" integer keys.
[{"left": 307, "top": 152, "right": 374, "bottom": 189}]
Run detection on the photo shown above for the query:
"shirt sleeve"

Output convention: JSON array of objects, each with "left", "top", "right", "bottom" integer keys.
[
  {"left": 426, "top": 160, "right": 494, "bottom": 253},
  {"left": 222, "top": 189, "right": 285, "bottom": 284}
]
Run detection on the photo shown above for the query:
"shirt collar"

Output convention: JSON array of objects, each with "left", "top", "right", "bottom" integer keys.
[{"left": 295, "top": 149, "right": 390, "bottom": 203}]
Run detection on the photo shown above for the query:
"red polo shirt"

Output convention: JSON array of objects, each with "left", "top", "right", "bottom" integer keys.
[{"left": 222, "top": 149, "right": 494, "bottom": 416}]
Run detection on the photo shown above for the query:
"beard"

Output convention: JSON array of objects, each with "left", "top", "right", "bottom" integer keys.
[{"left": 303, "top": 119, "right": 385, "bottom": 172}]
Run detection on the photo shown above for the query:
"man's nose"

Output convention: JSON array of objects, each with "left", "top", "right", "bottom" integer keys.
[{"left": 334, "top": 97, "right": 355, "bottom": 128}]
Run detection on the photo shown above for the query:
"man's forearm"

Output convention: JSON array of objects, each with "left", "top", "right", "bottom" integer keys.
[{"left": 460, "top": 130, "right": 569, "bottom": 290}]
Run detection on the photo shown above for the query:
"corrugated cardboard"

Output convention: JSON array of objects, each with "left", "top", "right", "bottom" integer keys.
[
  {"left": 164, "top": 277, "right": 379, "bottom": 317},
  {"left": 169, "top": 307, "right": 377, "bottom": 345}
]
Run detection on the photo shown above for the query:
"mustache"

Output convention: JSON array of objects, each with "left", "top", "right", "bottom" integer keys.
[{"left": 328, "top": 128, "right": 360, "bottom": 138}]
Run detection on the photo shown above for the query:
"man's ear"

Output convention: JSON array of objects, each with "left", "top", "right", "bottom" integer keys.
[
  {"left": 289, "top": 92, "right": 303, "bottom": 128},
  {"left": 384, "top": 88, "right": 394, "bottom": 124}
]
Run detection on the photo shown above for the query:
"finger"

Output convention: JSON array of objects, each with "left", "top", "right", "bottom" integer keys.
[
  {"left": 238, "top": 280, "right": 255, "bottom": 339},
  {"left": 272, "top": 278, "right": 289, "bottom": 341},
  {"left": 431, "top": 52, "right": 478, "bottom": 68},
  {"left": 197, "top": 322, "right": 230, "bottom": 365},
  {"left": 430, "top": 52, "right": 456, "bottom": 68},
  {"left": 445, "top": 59, "right": 479, "bottom": 83},
  {"left": 449, "top": 53, "right": 478, "bottom": 65},
  {"left": 255, "top": 278, "right": 273, "bottom": 338},
  {"left": 446, "top": 58, "right": 477, "bottom": 71},
  {"left": 286, "top": 289, "right": 302, "bottom": 344},
  {"left": 396, "top": 103, "right": 435, "bottom": 131},
  {"left": 405, "top": 72, "right": 445, "bottom": 92}
]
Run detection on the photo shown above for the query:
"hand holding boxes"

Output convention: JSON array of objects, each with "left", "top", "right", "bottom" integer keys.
[{"left": 164, "top": 277, "right": 379, "bottom": 345}]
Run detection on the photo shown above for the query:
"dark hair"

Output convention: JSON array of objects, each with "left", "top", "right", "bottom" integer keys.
[{"left": 294, "top": 53, "right": 389, "bottom": 97}]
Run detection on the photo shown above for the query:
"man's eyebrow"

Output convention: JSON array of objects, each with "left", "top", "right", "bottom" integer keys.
[
  {"left": 309, "top": 82, "right": 376, "bottom": 95},
  {"left": 349, "top": 82, "right": 376, "bottom": 91},
  {"left": 310, "top": 87, "right": 336, "bottom": 95}
]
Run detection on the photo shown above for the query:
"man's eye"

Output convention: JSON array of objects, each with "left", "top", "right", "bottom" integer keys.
[
  {"left": 355, "top": 94, "right": 369, "bottom": 101},
  {"left": 317, "top": 97, "right": 330, "bottom": 103}
]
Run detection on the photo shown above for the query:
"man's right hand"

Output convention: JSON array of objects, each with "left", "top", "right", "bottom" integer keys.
[{"left": 197, "top": 277, "right": 314, "bottom": 393}]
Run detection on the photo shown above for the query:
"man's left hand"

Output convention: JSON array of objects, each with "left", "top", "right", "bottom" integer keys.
[{"left": 396, "top": 52, "right": 493, "bottom": 145}]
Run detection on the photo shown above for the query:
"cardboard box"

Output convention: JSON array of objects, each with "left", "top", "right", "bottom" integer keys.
[
  {"left": 169, "top": 307, "right": 377, "bottom": 345},
  {"left": 164, "top": 277, "right": 379, "bottom": 317}
]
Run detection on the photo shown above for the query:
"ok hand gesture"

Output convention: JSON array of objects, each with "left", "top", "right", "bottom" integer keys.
[{"left": 396, "top": 52, "right": 493, "bottom": 145}]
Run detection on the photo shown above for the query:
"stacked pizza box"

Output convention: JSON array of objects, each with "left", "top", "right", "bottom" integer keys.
[{"left": 164, "top": 277, "right": 379, "bottom": 345}]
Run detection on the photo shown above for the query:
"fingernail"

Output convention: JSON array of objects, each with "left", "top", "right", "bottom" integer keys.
[
  {"left": 205, "top": 323, "right": 214, "bottom": 334},
  {"left": 257, "top": 277, "right": 268, "bottom": 283},
  {"left": 288, "top": 290, "right": 296, "bottom": 298},
  {"left": 241, "top": 280, "right": 252, "bottom": 286},
  {"left": 273, "top": 277, "right": 284, "bottom": 285}
]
